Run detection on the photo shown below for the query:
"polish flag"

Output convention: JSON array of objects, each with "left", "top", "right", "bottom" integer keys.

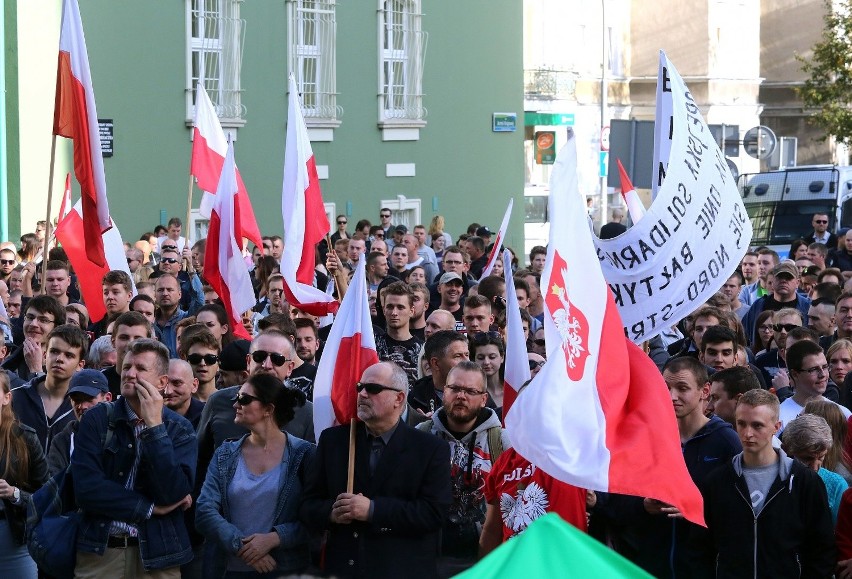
[
  {"left": 480, "top": 199, "right": 513, "bottom": 280},
  {"left": 54, "top": 0, "right": 111, "bottom": 267},
  {"left": 616, "top": 158, "right": 646, "bottom": 223},
  {"left": 191, "top": 84, "right": 263, "bottom": 252},
  {"left": 55, "top": 201, "right": 133, "bottom": 323},
  {"left": 280, "top": 74, "right": 338, "bottom": 317},
  {"left": 500, "top": 248, "right": 531, "bottom": 422},
  {"left": 313, "top": 254, "right": 379, "bottom": 435},
  {"left": 203, "top": 142, "right": 256, "bottom": 341},
  {"left": 58, "top": 173, "right": 73, "bottom": 223},
  {"left": 505, "top": 132, "right": 705, "bottom": 526}
]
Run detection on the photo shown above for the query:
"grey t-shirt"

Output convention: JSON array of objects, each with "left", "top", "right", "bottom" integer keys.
[{"left": 743, "top": 460, "right": 779, "bottom": 515}]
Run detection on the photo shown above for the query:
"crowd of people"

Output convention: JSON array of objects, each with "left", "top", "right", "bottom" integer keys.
[{"left": 2, "top": 207, "right": 852, "bottom": 577}]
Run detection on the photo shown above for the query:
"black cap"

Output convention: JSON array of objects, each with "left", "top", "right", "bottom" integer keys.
[{"left": 219, "top": 339, "right": 251, "bottom": 371}]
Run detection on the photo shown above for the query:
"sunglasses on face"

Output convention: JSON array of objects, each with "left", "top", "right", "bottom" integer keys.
[
  {"left": 356, "top": 382, "right": 402, "bottom": 395},
  {"left": 529, "top": 359, "right": 545, "bottom": 370},
  {"left": 471, "top": 331, "right": 502, "bottom": 343},
  {"left": 338, "top": 221, "right": 347, "bottom": 225},
  {"left": 161, "top": 258, "right": 179, "bottom": 264},
  {"left": 815, "top": 220, "right": 828, "bottom": 224},
  {"left": 0, "top": 260, "right": 15, "bottom": 265},
  {"left": 250, "top": 350, "right": 289, "bottom": 366},
  {"left": 232, "top": 393, "right": 261, "bottom": 406},
  {"left": 187, "top": 353, "right": 219, "bottom": 366},
  {"left": 773, "top": 323, "right": 799, "bottom": 332}
]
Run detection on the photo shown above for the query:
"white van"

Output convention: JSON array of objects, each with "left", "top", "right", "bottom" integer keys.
[{"left": 737, "top": 165, "right": 852, "bottom": 257}]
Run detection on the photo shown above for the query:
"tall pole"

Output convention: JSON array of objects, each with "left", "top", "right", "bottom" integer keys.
[
  {"left": 599, "top": 0, "right": 608, "bottom": 232},
  {"left": 0, "top": 0, "right": 8, "bottom": 241}
]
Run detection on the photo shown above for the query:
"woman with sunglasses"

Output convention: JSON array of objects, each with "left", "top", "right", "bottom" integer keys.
[
  {"left": 196, "top": 373, "right": 313, "bottom": 578},
  {"left": 470, "top": 332, "right": 505, "bottom": 416}
]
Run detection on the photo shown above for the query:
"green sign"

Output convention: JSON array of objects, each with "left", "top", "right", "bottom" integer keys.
[
  {"left": 525, "top": 112, "right": 575, "bottom": 126},
  {"left": 492, "top": 112, "right": 517, "bottom": 132}
]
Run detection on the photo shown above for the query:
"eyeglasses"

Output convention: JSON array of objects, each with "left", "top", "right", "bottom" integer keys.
[
  {"left": 445, "top": 384, "right": 487, "bottom": 397},
  {"left": 814, "top": 220, "right": 828, "bottom": 224},
  {"left": 0, "top": 260, "right": 15, "bottom": 265},
  {"left": 374, "top": 233, "right": 385, "bottom": 239},
  {"left": 250, "top": 350, "right": 290, "bottom": 366},
  {"left": 798, "top": 363, "right": 830, "bottom": 377},
  {"left": 337, "top": 220, "right": 347, "bottom": 225},
  {"left": 24, "top": 313, "right": 55, "bottom": 325},
  {"left": 187, "top": 353, "right": 219, "bottom": 366},
  {"left": 232, "top": 393, "right": 261, "bottom": 406},
  {"left": 161, "top": 258, "right": 179, "bottom": 264},
  {"left": 772, "top": 323, "right": 799, "bottom": 332},
  {"left": 356, "top": 382, "right": 402, "bottom": 395},
  {"left": 528, "top": 359, "right": 545, "bottom": 371}
]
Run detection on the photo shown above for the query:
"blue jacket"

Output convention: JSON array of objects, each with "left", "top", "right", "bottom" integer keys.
[
  {"left": 72, "top": 400, "right": 198, "bottom": 571},
  {"left": 195, "top": 433, "right": 315, "bottom": 577},
  {"left": 11, "top": 375, "right": 75, "bottom": 454},
  {"left": 155, "top": 308, "right": 192, "bottom": 358}
]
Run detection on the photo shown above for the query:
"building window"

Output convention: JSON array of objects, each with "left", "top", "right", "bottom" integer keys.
[
  {"left": 288, "top": 0, "right": 341, "bottom": 128},
  {"left": 187, "top": 0, "right": 245, "bottom": 125},
  {"left": 377, "top": 0, "right": 428, "bottom": 128}
]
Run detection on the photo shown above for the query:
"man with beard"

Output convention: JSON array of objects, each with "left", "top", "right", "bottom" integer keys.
[{"left": 416, "top": 361, "right": 509, "bottom": 576}]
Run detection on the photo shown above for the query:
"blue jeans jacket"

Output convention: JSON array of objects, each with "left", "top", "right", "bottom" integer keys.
[
  {"left": 72, "top": 400, "right": 198, "bottom": 571},
  {"left": 195, "top": 433, "right": 314, "bottom": 577}
]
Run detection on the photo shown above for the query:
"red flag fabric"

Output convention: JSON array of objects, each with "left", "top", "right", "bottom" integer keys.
[
  {"left": 500, "top": 249, "right": 530, "bottom": 421},
  {"left": 54, "top": 201, "right": 133, "bottom": 322},
  {"left": 616, "top": 158, "right": 646, "bottom": 223},
  {"left": 313, "top": 254, "right": 379, "bottom": 435},
  {"left": 54, "top": 0, "right": 111, "bottom": 267},
  {"left": 191, "top": 84, "right": 263, "bottom": 251},
  {"left": 203, "top": 142, "right": 257, "bottom": 341},
  {"left": 505, "top": 131, "right": 705, "bottom": 526},
  {"left": 58, "top": 173, "right": 72, "bottom": 223},
  {"left": 280, "top": 74, "right": 338, "bottom": 317},
  {"left": 480, "top": 199, "right": 513, "bottom": 280}
]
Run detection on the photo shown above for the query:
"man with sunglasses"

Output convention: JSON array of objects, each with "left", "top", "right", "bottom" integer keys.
[
  {"left": 378, "top": 207, "right": 394, "bottom": 238},
  {"left": 804, "top": 212, "right": 837, "bottom": 247},
  {"left": 181, "top": 328, "right": 220, "bottom": 403},
  {"left": 415, "top": 361, "right": 509, "bottom": 575},
  {"left": 742, "top": 261, "right": 811, "bottom": 346},
  {"left": 779, "top": 340, "right": 851, "bottom": 432},
  {"left": 196, "top": 330, "right": 315, "bottom": 491},
  {"left": 300, "top": 361, "right": 452, "bottom": 579},
  {"left": 154, "top": 247, "right": 204, "bottom": 315}
]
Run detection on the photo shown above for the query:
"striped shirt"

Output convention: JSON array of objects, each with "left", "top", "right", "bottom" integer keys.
[{"left": 108, "top": 400, "right": 151, "bottom": 538}]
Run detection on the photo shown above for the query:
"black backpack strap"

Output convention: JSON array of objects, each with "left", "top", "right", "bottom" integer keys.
[{"left": 100, "top": 401, "right": 117, "bottom": 450}]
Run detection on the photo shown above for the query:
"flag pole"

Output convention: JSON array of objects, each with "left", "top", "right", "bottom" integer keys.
[
  {"left": 42, "top": 135, "right": 59, "bottom": 284},
  {"left": 326, "top": 233, "right": 349, "bottom": 300},
  {"left": 186, "top": 175, "right": 194, "bottom": 246},
  {"left": 346, "top": 418, "right": 356, "bottom": 493}
]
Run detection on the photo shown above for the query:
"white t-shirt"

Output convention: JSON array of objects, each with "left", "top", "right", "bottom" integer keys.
[{"left": 779, "top": 396, "right": 851, "bottom": 432}]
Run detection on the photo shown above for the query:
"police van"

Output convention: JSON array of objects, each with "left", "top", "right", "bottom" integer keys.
[{"left": 737, "top": 165, "right": 852, "bottom": 257}]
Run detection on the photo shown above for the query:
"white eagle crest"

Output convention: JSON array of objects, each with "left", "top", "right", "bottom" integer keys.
[
  {"left": 551, "top": 268, "right": 585, "bottom": 368},
  {"left": 499, "top": 482, "right": 549, "bottom": 534}
]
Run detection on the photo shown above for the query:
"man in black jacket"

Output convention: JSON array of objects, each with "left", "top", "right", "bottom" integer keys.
[{"left": 699, "top": 388, "right": 835, "bottom": 577}]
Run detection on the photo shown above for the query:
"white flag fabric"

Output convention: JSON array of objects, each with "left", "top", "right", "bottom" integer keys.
[
  {"left": 480, "top": 199, "right": 513, "bottom": 280},
  {"left": 500, "top": 249, "right": 531, "bottom": 420},
  {"left": 651, "top": 50, "right": 673, "bottom": 199}
]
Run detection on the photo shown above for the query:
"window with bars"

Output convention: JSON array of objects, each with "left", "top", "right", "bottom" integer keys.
[
  {"left": 187, "top": 0, "right": 245, "bottom": 123},
  {"left": 378, "top": 0, "right": 427, "bottom": 124},
  {"left": 287, "top": 0, "right": 341, "bottom": 125}
]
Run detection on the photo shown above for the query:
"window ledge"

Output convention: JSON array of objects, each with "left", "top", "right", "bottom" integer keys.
[
  {"left": 379, "top": 120, "right": 426, "bottom": 141},
  {"left": 185, "top": 117, "right": 246, "bottom": 130},
  {"left": 305, "top": 117, "right": 342, "bottom": 130}
]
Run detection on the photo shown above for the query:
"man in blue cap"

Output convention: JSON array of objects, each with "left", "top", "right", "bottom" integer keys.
[{"left": 46, "top": 368, "right": 112, "bottom": 476}]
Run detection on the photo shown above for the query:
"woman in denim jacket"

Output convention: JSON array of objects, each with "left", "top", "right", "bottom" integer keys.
[{"left": 196, "top": 373, "right": 314, "bottom": 578}]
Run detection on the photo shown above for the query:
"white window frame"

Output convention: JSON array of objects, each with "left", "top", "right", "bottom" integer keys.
[
  {"left": 186, "top": 0, "right": 245, "bottom": 127},
  {"left": 377, "top": 0, "right": 428, "bottom": 140},
  {"left": 380, "top": 196, "right": 421, "bottom": 230},
  {"left": 324, "top": 203, "right": 336, "bottom": 227},
  {"left": 287, "top": 0, "right": 341, "bottom": 137}
]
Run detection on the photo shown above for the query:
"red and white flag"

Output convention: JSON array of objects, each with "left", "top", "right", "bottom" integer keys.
[
  {"left": 280, "top": 74, "right": 338, "bottom": 317},
  {"left": 55, "top": 201, "right": 132, "bottom": 323},
  {"left": 191, "top": 83, "right": 263, "bottom": 251},
  {"left": 500, "top": 248, "right": 530, "bottom": 422},
  {"left": 479, "top": 199, "right": 513, "bottom": 280},
  {"left": 203, "top": 142, "right": 256, "bottom": 341},
  {"left": 54, "top": 0, "right": 111, "bottom": 267},
  {"left": 58, "top": 173, "right": 73, "bottom": 224},
  {"left": 616, "top": 158, "right": 646, "bottom": 223},
  {"left": 313, "top": 254, "right": 379, "bottom": 436},
  {"left": 505, "top": 131, "right": 705, "bottom": 526}
]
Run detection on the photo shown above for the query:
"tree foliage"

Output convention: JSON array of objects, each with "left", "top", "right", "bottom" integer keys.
[{"left": 798, "top": 0, "right": 852, "bottom": 146}]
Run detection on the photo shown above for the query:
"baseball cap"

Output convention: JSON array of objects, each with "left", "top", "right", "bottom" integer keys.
[
  {"left": 439, "top": 272, "right": 464, "bottom": 285},
  {"left": 475, "top": 226, "right": 493, "bottom": 237},
  {"left": 394, "top": 224, "right": 408, "bottom": 234},
  {"left": 771, "top": 261, "right": 798, "bottom": 279},
  {"left": 67, "top": 369, "right": 109, "bottom": 398},
  {"left": 219, "top": 339, "right": 251, "bottom": 371}
]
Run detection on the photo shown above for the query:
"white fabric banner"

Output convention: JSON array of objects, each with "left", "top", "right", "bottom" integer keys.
[
  {"left": 652, "top": 51, "right": 673, "bottom": 199},
  {"left": 594, "top": 52, "right": 753, "bottom": 343}
]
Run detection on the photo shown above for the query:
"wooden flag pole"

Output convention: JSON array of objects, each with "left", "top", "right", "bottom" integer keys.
[
  {"left": 347, "top": 418, "right": 356, "bottom": 493},
  {"left": 41, "top": 136, "right": 59, "bottom": 285},
  {"left": 326, "top": 233, "right": 349, "bottom": 300},
  {"left": 186, "top": 175, "right": 194, "bottom": 247}
]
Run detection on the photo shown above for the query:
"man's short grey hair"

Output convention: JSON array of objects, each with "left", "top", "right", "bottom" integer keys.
[
  {"left": 87, "top": 335, "right": 116, "bottom": 368},
  {"left": 382, "top": 362, "right": 409, "bottom": 403},
  {"left": 783, "top": 413, "right": 833, "bottom": 454}
]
